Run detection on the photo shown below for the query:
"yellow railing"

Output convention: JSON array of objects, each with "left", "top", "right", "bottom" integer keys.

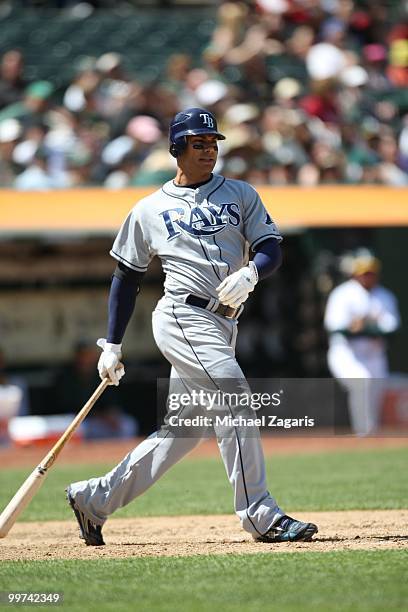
[{"left": 1, "top": 186, "right": 407, "bottom": 232}]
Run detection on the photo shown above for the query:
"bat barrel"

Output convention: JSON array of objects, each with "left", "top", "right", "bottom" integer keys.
[
  {"left": 0, "top": 467, "right": 46, "bottom": 538},
  {"left": 0, "top": 378, "right": 109, "bottom": 538}
]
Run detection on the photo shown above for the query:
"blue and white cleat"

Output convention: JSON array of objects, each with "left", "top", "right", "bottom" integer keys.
[{"left": 254, "top": 515, "right": 318, "bottom": 543}]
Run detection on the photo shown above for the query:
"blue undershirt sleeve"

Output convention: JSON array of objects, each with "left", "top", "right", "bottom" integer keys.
[
  {"left": 253, "top": 238, "right": 282, "bottom": 281},
  {"left": 107, "top": 264, "right": 144, "bottom": 344}
]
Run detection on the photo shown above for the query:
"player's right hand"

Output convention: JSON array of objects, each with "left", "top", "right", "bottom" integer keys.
[
  {"left": 216, "top": 261, "right": 259, "bottom": 308},
  {"left": 349, "top": 318, "right": 365, "bottom": 333},
  {"left": 96, "top": 338, "right": 125, "bottom": 386}
]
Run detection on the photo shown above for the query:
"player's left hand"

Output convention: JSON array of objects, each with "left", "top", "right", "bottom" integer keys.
[
  {"left": 96, "top": 338, "right": 125, "bottom": 386},
  {"left": 216, "top": 262, "right": 258, "bottom": 308}
]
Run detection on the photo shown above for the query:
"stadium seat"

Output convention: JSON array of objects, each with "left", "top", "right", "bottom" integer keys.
[{"left": 0, "top": 8, "right": 216, "bottom": 86}]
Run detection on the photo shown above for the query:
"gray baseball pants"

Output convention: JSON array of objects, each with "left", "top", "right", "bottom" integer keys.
[{"left": 68, "top": 296, "right": 283, "bottom": 537}]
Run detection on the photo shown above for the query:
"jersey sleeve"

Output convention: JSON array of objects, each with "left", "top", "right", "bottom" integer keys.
[
  {"left": 242, "top": 184, "right": 282, "bottom": 251},
  {"left": 110, "top": 205, "right": 153, "bottom": 272},
  {"left": 324, "top": 288, "right": 351, "bottom": 331},
  {"left": 376, "top": 289, "right": 400, "bottom": 333}
]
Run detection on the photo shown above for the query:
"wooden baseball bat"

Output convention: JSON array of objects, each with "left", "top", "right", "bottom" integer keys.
[{"left": 0, "top": 377, "right": 110, "bottom": 538}]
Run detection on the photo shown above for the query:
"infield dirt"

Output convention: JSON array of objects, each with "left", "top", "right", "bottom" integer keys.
[
  {"left": 1, "top": 436, "right": 407, "bottom": 560},
  {"left": 0, "top": 510, "right": 407, "bottom": 560}
]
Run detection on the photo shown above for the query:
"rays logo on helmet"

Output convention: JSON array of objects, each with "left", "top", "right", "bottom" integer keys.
[
  {"left": 160, "top": 203, "right": 240, "bottom": 240},
  {"left": 200, "top": 113, "right": 214, "bottom": 128}
]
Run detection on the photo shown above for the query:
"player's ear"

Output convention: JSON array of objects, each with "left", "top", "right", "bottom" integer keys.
[{"left": 169, "top": 136, "right": 188, "bottom": 158}]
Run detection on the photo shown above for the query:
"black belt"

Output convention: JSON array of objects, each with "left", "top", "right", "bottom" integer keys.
[{"left": 186, "top": 295, "right": 240, "bottom": 319}]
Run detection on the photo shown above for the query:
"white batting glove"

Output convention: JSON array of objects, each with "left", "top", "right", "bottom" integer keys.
[
  {"left": 96, "top": 338, "right": 125, "bottom": 386},
  {"left": 216, "top": 262, "right": 259, "bottom": 308}
]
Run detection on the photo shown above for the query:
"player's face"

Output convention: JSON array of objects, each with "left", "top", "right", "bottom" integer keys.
[
  {"left": 181, "top": 135, "right": 218, "bottom": 178},
  {"left": 356, "top": 271, "right": 378, "bottom": 290}
]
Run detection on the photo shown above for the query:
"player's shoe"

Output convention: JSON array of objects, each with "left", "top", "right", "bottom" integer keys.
[
  {"left": 66, "top": 488, "right": 105, "bottom": 546},
  {"left": 254, "top": 515, "right": 318, "bottom": 543}
]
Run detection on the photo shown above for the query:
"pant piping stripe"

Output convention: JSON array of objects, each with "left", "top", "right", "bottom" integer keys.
[{"left": 171, "top": 303, "right": 263, "bottom": 537}]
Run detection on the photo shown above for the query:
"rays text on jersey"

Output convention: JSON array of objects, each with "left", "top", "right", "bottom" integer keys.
[{"left": 160, "top": 203, "right": 240, "bottom": 240}]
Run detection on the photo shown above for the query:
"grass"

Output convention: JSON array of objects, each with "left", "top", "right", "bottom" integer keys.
[
  {"left": 0, "top": 447, "right": 406, "bottom": 522},
  {"left": 1, "top": 551, "right": 407, "bottom": 611},
  {"left": 0, "top": 447, "right": 407, "bottom": 612}
]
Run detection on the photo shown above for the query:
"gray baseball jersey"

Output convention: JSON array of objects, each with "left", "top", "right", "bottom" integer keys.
[
  {"left": 68, "top": 174, "right": 285, "bottom": 538},
  {"left": 110, "top": 174, "right": 282, "bottom": 299}
]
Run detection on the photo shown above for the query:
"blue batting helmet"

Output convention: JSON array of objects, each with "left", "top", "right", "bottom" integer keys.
[{"left": 169, "top": 107, "right": 225, "bottom": 158}]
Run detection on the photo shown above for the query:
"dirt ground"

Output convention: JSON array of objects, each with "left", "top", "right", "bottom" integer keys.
[
  {"left": 1, "top": 510, "right": 407, "bottom": 560},
  {"left": 1, "top": 435, "right": 407, "bottom": 560}
]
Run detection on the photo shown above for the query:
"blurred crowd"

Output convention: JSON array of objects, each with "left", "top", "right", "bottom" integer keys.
[{"left": 0, "top": 0, "right": 408, "bottom": 189}]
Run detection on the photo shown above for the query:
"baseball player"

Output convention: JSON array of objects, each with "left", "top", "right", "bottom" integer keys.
[
  {"left": 66, "top": 108, "right": 318, "bottom": 546},
  {"left": 324, "top": 251, "right": 400, "bottom": 435}
]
